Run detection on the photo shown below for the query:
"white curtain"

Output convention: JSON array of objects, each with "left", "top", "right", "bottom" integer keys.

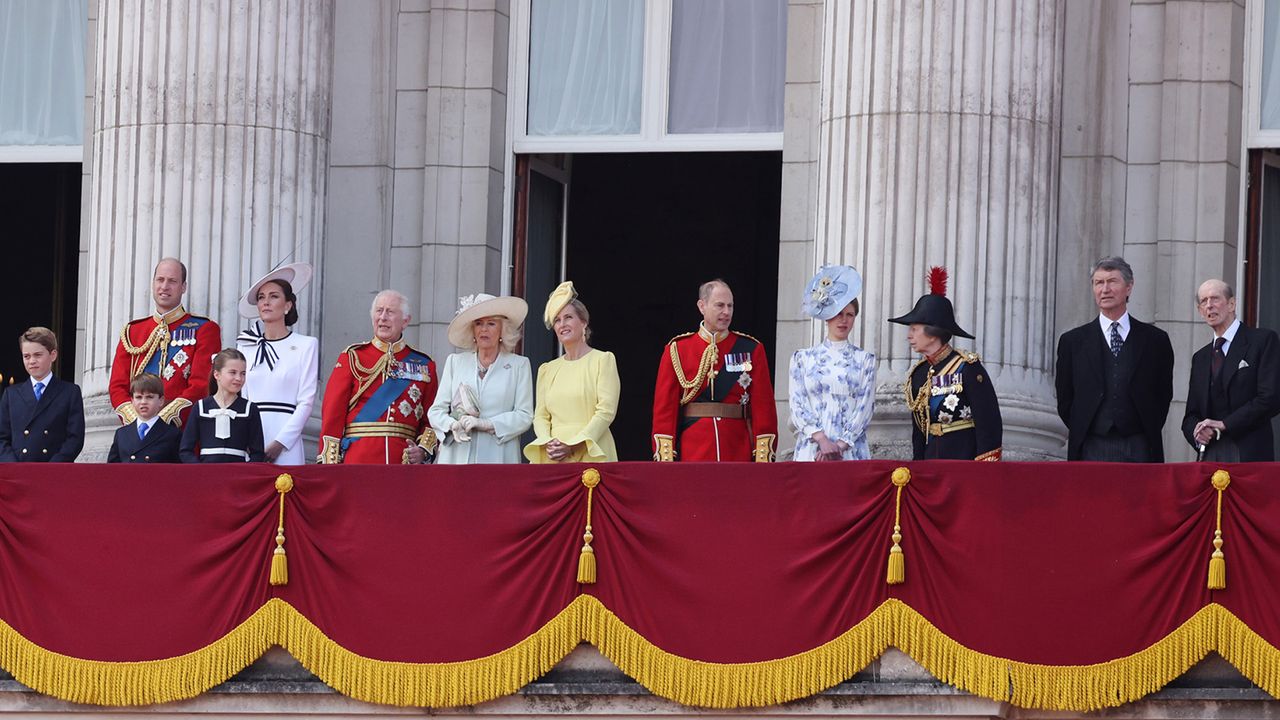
[
  {"left": 528, "top": 0, "right": 644, "bottom": 136},
  {"left": 667, "top": 0, "right": 785, "bottom": 134},
  {"left": 0, "top": 0, "right": 87, "bottom": 145},
  {"left": 1264, "top": 0, "right": 1280, "bottom": 129}
]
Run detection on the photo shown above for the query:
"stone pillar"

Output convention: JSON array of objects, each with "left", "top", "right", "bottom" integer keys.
[
  {"left": 811, "top": 0, "right": 1067, "bottom": 459},
  {"left": 78, "top": 0, "right": 334, "bottom": 459}
]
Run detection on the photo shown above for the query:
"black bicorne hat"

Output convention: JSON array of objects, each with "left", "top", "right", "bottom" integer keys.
[{"left": 887, "top": 267, "right": 975, "bottom": 339}]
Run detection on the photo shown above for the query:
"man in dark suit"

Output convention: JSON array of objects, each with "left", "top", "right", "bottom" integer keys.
[
  {"left": 0, "top": 327, "right": 85, "bottom": 462},
  {"left": 1181, "top": 279, "right": 1280, "bottom": 462},
  {"left": 1055, "top": 257, "right": 1174, "bottom": 462},
  {"left": 107, "top": 373, "right": 182, "bottom": 463}
]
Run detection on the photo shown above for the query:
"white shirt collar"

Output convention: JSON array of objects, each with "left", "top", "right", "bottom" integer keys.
[
  {"left": 1098, "top": 312, "right": 1131, "bottom": 339},
  {"left": 1213, "top": 318, "right": 1241, "bottom": 344},
  {"left": 30, "top": 373, "right": 51, "bottom": 389},
  {"left": 1208, "top": 316, "right": 1239, "bottom": 351}
]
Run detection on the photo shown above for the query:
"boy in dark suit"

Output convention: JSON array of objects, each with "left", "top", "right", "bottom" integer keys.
[
  {"left": 0, "top": 327, "right": 85, "bottom": 462},
  {"left": 107, "top": 373, "right": 182, "bottom": 463}
]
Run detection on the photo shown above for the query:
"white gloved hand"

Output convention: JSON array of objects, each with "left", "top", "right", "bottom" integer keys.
[
  {"left": 473, "top": 417, "right": 495, "bottom": 433},
  {"left": 451, "top": 418, "right": 472, "bottom": 443},
  {"left": 458, "top": 415, "right": 479, "bottom": 433}
]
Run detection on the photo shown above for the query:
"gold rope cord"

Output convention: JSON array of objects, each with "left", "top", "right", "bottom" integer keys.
[
  {"left": 904, "top": 364, "right": 934, "bottom": 435},
  {"left": 345, "top": 347, "right": 395, "bottom": 412},
  {"left": 118, "top": 322, "right": 170, "bottom": 379},
  {"left": 670, "top": 341, "right": 718, "bottom": 405}
]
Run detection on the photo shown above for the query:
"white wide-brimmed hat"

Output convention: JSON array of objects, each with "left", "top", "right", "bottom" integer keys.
[
  {"left": 447, "top": 293, "right": 529, "bottom": 349},
  {"left": 239, "top": 262, "right": 314, "bottom": 319}
]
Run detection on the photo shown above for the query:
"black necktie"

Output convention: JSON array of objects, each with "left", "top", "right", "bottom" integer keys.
[
  {"left": 1211, "top": 337, "right": 1226, "bottom": 378},
  {"left": 1109, "top": 322, "right": 1123, "bottom": 358}
]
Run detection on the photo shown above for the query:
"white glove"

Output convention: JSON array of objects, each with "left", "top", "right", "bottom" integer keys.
[
  {"left": 458, "top": 415, "right": 479, "bottom": 432},
  {"left": 450, "top": 418, "right": 472, "bottom": 443},
  {"left": 473, "top": 417, "right": 495, "bottom": 433}
]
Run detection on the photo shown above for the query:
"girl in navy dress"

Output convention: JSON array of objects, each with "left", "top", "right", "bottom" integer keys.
[{"left": 180, "top": 349, "right": 266, "bottom": 463}]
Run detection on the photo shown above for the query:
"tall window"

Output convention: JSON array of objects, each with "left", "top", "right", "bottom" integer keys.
[
  {"left": 515, "top": 0, "right": 787, "bottom": 152},
  {"left": 0, "top": 0, "right": 87, "bottom": 151}
]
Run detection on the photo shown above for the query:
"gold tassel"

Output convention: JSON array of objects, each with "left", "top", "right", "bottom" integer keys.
[
  {"left": 886, "top": 467, "right": 910, "bottom": 585},
  {"left": 578, "top": 468, "right": 601, "bottom": 584},
  {"left": 271, "top": 473, "right": 294, "bottom": 586},
  {"left": 1207, "top": 469, "right": 1230, "bottom": 590}
]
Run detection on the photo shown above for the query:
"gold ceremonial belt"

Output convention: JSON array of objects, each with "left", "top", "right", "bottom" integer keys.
[
  {"left": 343, "top": 422, "right": 418, "bottom": 441},
  {"left": 928, "top": 419, "right": 975, "bottom": 437},
  {"left": 682, "top": 402, "right": 745, "bottom": 420}
]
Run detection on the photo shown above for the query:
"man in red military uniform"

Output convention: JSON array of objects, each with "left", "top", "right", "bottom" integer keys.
[
  {"left": 109, "top": 258, "right": 222, "bottom": 427},
  {"left": 319, "top": 289, "right": 438, "bottom": 464},
  {"left": 652, "top": 279, "right": 778, "bottom": 462}
]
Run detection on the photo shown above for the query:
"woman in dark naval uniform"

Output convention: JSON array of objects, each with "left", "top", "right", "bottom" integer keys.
[{"left": 888, "top": 268, "right": 1002, "bottom": 461}]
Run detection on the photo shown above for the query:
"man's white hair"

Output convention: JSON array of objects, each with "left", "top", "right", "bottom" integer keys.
[{"left": 371, "top": 289, "right": 412, "bottom": 318}]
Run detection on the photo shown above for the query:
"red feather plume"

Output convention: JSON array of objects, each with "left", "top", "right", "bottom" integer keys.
[{"left": 927, "top": 266, "right": 948, "bottom": 296}]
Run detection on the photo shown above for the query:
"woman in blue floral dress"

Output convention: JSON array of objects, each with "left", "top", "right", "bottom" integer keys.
[{"left": 788, "top": 265, "right": 876, "bottom": 461}]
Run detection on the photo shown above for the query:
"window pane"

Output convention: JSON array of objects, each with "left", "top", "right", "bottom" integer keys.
[
  {"left": 1265, "top": 1, "right": 1280, "bottom": 129},
  {"left": 0, "top": 0, "right": 87, "bottom": 145},
  {"left": 528, "top": 0, "right": 644, "bottom": 136},
  {"left": 668, "top": 0, "right": 786, "bottom": 134}
]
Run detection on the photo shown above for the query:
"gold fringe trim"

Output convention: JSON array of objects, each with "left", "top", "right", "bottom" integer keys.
[
  {"left": 0, "top": 597, "right": 1274, "bottom": 711},
  {"left": 891, "top": 599, "right": 1217, "bottom": 711},
  {"left": 277, "top": 598, "right": 583, "bottom": 707},
  {"left": 1214, "top": 603, "right": 1280, "bottom": 699},
  {"left": 0, "top": 600, "right": 279, "bottom": 706},
  {"left": 581, "top": 595, "right": 889, "bottom": 708}
]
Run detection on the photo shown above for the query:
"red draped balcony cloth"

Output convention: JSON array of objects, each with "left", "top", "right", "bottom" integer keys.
[{"left": 0, "top": 461, "right": 1274, "bottom": 711}]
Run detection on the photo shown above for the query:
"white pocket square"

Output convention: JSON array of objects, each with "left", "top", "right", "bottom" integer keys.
[{"left": 1239, "top": 359, "right": 1250, "bottom": 370}]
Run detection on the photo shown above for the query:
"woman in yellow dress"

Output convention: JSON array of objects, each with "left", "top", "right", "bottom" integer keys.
[{"left": 524, "top": 282, "right": 620, "bottom": 463}]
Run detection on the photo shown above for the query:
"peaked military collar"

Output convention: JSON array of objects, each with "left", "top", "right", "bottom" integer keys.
[
  {"left": 152, "top": 306, "right": 187, "bottom": 325},
  {"left": 925, "top": 345, "right": 954, "bottom": 367},
  {"left": 697, "top": 323, "right": 728, "bottom": 345},
  {"left": 371, "top": 336, "right": 407, "bottom": 354}
]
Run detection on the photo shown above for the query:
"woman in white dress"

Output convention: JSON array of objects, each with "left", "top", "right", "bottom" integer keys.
[
  {"left": 235, "top": 263, "right": 319, "bottom": 465},
  {"left": 789, "top": 265, "right": 876, "bottom": 461},
  {"left": 428, "top": 293, "right": 534, "bottom": 464}
]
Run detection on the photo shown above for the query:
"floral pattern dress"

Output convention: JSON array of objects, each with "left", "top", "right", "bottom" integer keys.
[{"left": 788, "top": 340, "right": 877, "bottom": 460}]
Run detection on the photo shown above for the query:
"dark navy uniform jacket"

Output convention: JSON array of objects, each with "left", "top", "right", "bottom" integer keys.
[
  {"left": 107, "top": 418, "right": 182, "bottom": 463},
  {"left": 0, "top": 376, "right": 86, "bottom": 462},
  {"left": 906, "top": 348, "right": 1003, "bottom": 461}
]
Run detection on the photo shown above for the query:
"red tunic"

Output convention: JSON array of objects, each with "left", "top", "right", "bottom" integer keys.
[
  {"left": 109, "top": 307, "right": 222, "bottom": 427},
  {"left": 652, "top": 326, "right": 778, "bottom": 462},
  {"left": 318, "top": 338, "right": 438, "bottom": 464}
]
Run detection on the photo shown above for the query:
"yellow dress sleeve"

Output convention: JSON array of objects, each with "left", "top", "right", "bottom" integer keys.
[{"left": 522, "top": 362, "right": 555, "bottom": 463}]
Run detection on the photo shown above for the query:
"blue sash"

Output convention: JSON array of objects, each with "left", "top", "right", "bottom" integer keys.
[
  {"left": 141, "top": 317, "right": 210, "bottom": 375},
  {"left": 342, "top": 350, "right": 431, "bottom": 453}
]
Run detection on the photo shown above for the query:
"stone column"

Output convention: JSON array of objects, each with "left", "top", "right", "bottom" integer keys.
[
  {"left": 78, "top": 0, "right": 334, "bottom": 459},
  {"left": 811, "top": 0, "right": 1066, "bottom": 459}
]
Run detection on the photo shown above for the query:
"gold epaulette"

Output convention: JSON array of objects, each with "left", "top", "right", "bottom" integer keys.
[
  {"left": 666, "top": 331, "right": 696, "bottom": 346},
  {"left": 343, "top": 341, "right": 371, "bottom": 353},
  {"left": 734, "top": 331, "right": 762, "bottom": 345},
  {"left": 907, "top": 358, "right": 927, "bottom": 377},
  {"left": 962, "top": 351, "right": 981, "bottom": 363}
]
